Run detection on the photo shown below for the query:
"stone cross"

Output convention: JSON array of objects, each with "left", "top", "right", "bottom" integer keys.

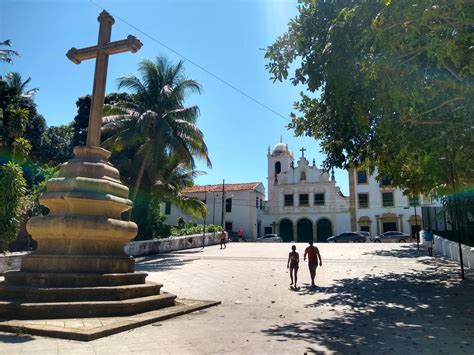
[
  {"left": 66, "top": 10, "right": 142, "bottom": 147},
  {"left": 300, "top": 147, "right": 306, "bottom": 158}
]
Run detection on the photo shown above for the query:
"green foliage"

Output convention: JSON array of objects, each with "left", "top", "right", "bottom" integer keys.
[
  {"left": 170, "top": 222, "right": 222, "bottom": 237},
  {"left": 12, "top": 137, "right": 31, "bottom": 164},
  {"left": 266, "top": 0, "right": 474, "bottom": 193},
  {"left": 0, "top": 40, "right": 19, "bottom": 64},
  {"left": 132, "top": 194, "right": 171, "bottom": 240},
  {"left": 72, "top": 93, "right": 132, "bottom": 147},
  {"left": 40, "top": 124, "right": 74, "bottom": 165},
  {"left": 0, "top": 162, "right": 27, "bottom": 252},
  {"left": 102, "top": 56, "right": 211, "bottom": 206}
]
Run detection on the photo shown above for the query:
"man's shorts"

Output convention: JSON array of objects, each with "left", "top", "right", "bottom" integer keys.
[
  {"left": 308, "top": 262, "right": 317, "bottom": 273},
  {"left": 424, "top": 240, "right": 433, "bottom": 248}
]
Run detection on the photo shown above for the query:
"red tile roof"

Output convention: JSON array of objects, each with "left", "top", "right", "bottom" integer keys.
[{"left": 182, "top": 182, "right": 262, "bottom": 193}]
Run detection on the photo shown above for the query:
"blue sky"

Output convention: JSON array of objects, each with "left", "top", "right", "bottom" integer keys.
[{"left": 1, "top": 0, "right": 349, "bottom": 195}]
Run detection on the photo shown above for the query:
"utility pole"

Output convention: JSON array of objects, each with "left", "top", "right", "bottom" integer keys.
[
  {"left": 221, "top": 179, "right": 225, "bottom": 229},
  {"left": 212, "top": 190, "right": 216, "bottom": 225},
  {"left": 202, "top": 187, "right": 207, "bottom": 249}
]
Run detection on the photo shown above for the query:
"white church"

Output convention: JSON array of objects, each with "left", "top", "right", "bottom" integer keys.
[{"left": 164, "top": 140, "right": 437, "bottom": 241}]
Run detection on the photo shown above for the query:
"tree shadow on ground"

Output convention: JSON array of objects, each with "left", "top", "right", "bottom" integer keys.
[
  {"left": 262, "top": 263, "right": 474, "bottom": 354},
  {"left": 135, "top": 254, "right": 197, "bottom": 272},
  {"left": 0, "top": 333, "right": 35, "bottom": 343},
  {"left": 362, "top": 244, "right": 426, "bottom": 259}
]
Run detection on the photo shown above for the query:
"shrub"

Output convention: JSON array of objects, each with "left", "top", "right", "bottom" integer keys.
[{"left": 0, "top": 162, "right": 27, "bottom": 252}]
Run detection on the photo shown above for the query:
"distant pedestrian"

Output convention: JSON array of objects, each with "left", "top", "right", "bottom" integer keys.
[
  {"left": 220, "top": 230, "right": 227, "bottom": 249},
  {"left": 287, "top": 245, "right": 299, "bottom": 288},
  {"left": 423, "top": 227, "right": 434, "bottom": 256},
  {"left": 304, "top": 241, "right": 322, "bottom": 287},
  {"left": 238, "top": 227, "right": 243, "bottom": 242}
]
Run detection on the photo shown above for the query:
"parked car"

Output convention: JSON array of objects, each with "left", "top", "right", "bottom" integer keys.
[
  {"left": 256, "top": 234, "right": 283, "bottom": 242},
  {"left": 358, "top": 231, "right": 371, "bottom": 240},
  {"left": 371, "top": 231, "right": 411, "bottom": 243},
  {"left": 327, "top": 232, "right": 367, "bottom": 243}
]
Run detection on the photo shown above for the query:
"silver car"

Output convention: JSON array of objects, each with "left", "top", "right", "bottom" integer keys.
[
  {"left": 371, "top": 231, "right": 411, "bottom": 243},
  {"left": 256, "top": 234, "right": 283, "bottom": 242}
]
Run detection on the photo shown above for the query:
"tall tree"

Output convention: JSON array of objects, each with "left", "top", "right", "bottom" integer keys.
[
  {"left": 266, "top": 0, "right": 473, "bottom": 194},
  {"left": 72, "top": 93, "right": 132, "bottom": 147},
  {"left": 102, "top": 56, "right": 211, "bottom": 205}
]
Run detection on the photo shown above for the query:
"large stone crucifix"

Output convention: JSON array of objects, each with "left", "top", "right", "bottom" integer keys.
[{"left": 66, "top": 10, "right": 142, "bottom": 147}]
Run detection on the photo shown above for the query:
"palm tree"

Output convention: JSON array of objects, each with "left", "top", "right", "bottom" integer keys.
[
  {"left": 102, "top": 56, "right": 211, "bottom": 206},
  {"left": 4, "top": 72, "right": 39, "bottom": 98},
  {"left": 0, "top": 40, "right": 19, "bottom": 64},
  {"left": 151, "top": 154, "right": 206, "bottom": 219}
]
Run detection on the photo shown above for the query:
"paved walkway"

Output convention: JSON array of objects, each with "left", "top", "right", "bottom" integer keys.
[{"left": 1, "top": 243, "right": 473, "bottom": 354}]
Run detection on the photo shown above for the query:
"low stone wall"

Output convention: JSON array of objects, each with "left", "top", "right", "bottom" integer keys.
[
  {"left": 0, "top": 252, "right": 29, "bottom": 275},
  {"left": 433, "top": 235, "right": 474, "bottom": 269},
  {"left": 124, "top": 233, "right": 222, "bottom": 257}
]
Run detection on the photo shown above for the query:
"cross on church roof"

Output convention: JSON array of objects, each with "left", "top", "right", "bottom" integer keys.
[
  {"left": 299, "top": 147, "right": 306, "bottom": 158},
  {"left": 66, "top": 11, "right": 142, "bottom": 147}
]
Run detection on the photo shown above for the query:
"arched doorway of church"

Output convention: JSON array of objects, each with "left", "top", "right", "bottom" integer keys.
[
  {"left": 279, "top": 219, "right": 293, "bottom": 242},
  {"left": 297, "top": 218, "right": 313, "bottom": 243},
  {"left": 316, "top": 218, "right": 333, "bottom": 242}
]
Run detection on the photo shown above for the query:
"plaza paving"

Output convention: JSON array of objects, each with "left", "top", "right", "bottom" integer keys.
[{"left": 0, "top": 242, "right": 473, "bottom": 354}]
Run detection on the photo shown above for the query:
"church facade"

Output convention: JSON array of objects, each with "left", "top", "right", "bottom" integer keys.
[
  {"left": 260, "top": 142, "right": 351, "bottom": 242},
  {"left": 163, "top": 139, "right": 439, "bottom": 242}
]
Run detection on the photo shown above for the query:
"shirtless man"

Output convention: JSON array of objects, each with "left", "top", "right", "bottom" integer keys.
[
  {"left": 304, "top": 241, "right": 322, "bottom": 287},
  {"left": 220, "top": 230, "right": 227, "bottom": 249},
  {"left": 287, "top": 245, "right": 299, "bottom": 288}
]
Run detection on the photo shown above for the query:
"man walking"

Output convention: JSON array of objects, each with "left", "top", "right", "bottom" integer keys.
[
  {"left": 423, "top": 227, "right": 434, "bottom": 256},
  {"left": 220, "top": 229, "right": 227, "bottom": 249},
  {"left": 304, "top": 241, "right": 322, "bottom": 287}
]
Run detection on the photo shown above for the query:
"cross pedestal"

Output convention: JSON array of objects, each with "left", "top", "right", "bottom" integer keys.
[{"left": 0, "top": 12, "right": 220, "bottom": 331}]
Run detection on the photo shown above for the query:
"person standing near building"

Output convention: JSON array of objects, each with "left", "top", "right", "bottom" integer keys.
[
  {"left": 237, "top": 227, "right": 243, "bottom": 242},
  {"left": 423, "top": 227, "right": 434, "bottom": 256},
  {"left": 304, "top": 241, "right": 322, "bottom": 287},
  {"left": 220, "top": 229, "right": 227, "bottom": 249}
]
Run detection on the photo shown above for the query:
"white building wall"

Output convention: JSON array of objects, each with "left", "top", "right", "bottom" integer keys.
[
  {"left": 163, "top": 185, "right": 265, "bottom": 240},
  {"left": 351, "top": 168, "right": 439, "bottom": 237}
]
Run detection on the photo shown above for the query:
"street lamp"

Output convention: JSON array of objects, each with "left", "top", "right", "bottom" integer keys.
[{"left": 440, "top": 156, "right": 465, "bottom": 280}]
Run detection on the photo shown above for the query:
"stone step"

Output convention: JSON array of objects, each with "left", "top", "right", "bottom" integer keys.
[
  {"left": 0, "top": 282, "right": 162, "bottom": 302},
  {"left": 0, "top": 292, "right": 177, "bottom": 319},
  {"left": 4, "top": 271, "right": 148, "bottom": 288}
]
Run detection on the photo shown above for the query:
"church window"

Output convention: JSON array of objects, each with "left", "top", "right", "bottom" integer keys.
[
  {"left": 275, "top": 161, "right": 281, "bottom": 174},
  {"left": 256, "top": 197, "right": 259, "bottom": 208},
  {"left": 260, "top": 198, "right": 263, "bottom": 210},
  {"left": 358, "top": 193, "right": 369, "bottom": 208},
  {"left": 314, "top": 193, "right": 325, "bottom": 206},
  {"left": 164, "top": 202, "right": 171, "bottom": 215},
  {"left": 382, "top": 192, "right": 394, "bottom": 207},
  {"left": 300, "top": 171, "right": 306, "bottom": 181},
  {"left": 284, "top": 194, "right": 294, "bottom": 207},
  {"left": 357, "top": 170, "right": 367, "bottom": 184},
  {"left": 225, "top": 222, "right": 233, "bottom": 231},
  {"left": 299, "top": 194, "right": 309, "bottom": 206},
  {"left": 226, "top": 198, "right": 232, "bottom": 212}
]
